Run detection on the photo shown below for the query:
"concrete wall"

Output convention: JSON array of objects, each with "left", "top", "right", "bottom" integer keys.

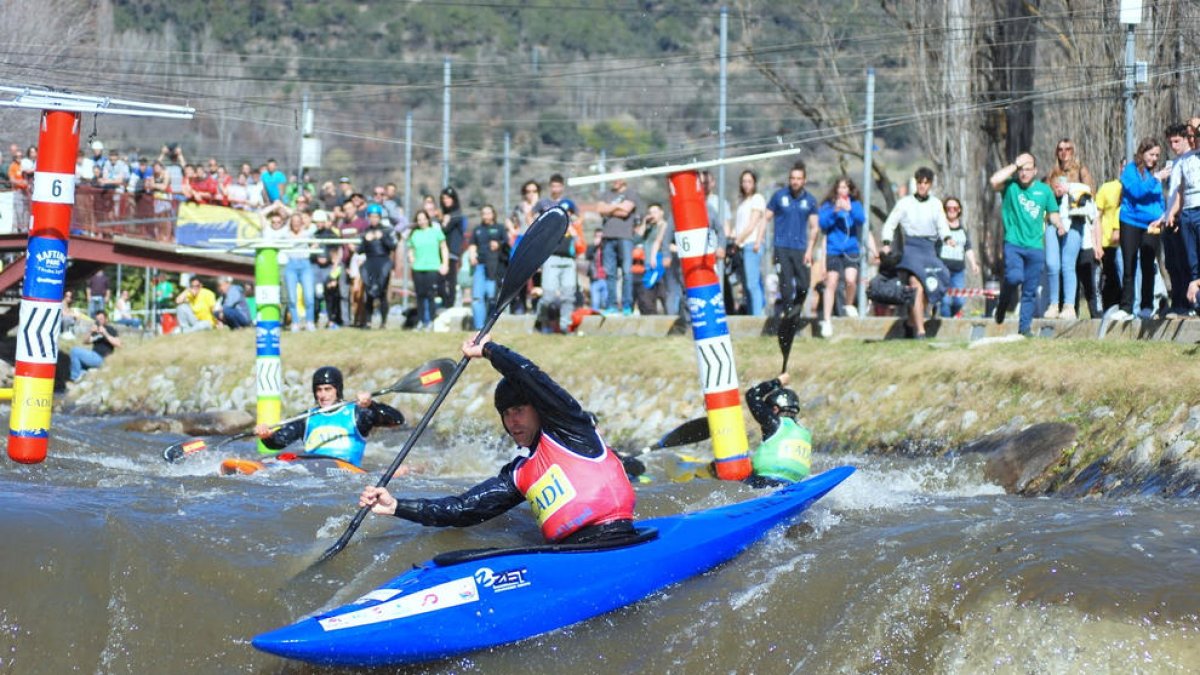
[{"left": 489, "top": 314, "right": 1200, "bottom": 344}]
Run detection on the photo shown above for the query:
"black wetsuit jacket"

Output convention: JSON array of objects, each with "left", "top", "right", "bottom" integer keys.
[
  {"left": 260, "top": 401, "right": 405, "bottom": 454},
  {"left": 391, "top": 343, "right": 621, "bottom": 539}
]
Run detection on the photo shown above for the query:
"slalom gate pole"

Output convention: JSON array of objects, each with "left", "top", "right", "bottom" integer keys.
[
  {"left": 8, "top": 110, "right": 79, "bottom": 463},
  {"left": 254, "top": 247, "right": 283, "bottom": 454},
  {"left": 667, "top": 170, "right": 750, "bottom": 480}
]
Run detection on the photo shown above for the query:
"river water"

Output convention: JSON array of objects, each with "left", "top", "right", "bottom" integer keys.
[{"left": 1, "top": 413, "right": 1197, "bottom": 674}]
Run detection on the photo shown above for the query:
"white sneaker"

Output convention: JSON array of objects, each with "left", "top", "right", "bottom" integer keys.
[
  {"left": 1109, "top": 309, "right": 1134, "bottom": 321},
  {"left": 1060, "top": 306, "right": 1076, "bottom": 321},
  {"left": 1043, "top": 305, "right": 1059, "bottom": 319},
  {"left": 820, "top": 320, "right": 833, "bottom": 338}
]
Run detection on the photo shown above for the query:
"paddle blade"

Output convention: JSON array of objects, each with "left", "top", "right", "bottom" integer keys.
[
  {"left": 777, "top": 304, "right": 802, "bottom": 372},
  {"left": 391, "top": 359, "right": 457, "bottom": 395},
  {"left": 162, "top": 438, "right": 208, "bottom": 463},
  {"left": 657, "top": 416, "right": 712, "bottom": 450},
  {"left": 495, "top": 206, "right": 569, "bottom": 310}
]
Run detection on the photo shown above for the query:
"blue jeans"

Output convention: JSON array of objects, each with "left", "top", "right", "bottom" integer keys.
[
  {"left": 541, "top": 255, "right": 577, "bottom": 331},
  {"left": 88, "top": 297, "right": 105, "bottom": 317},
  {"left": 471, "top": 266, "right": 497, "bottom": 330},
  {"left": 1180, "top": 208, "right": 1200, "bottom": 300},
  {"left": 590, "top": 279, "right": 608, "bottom": 311},
  {"left": 664, "top": 265, "right": 682, "bottom": 316},
  {"left": 940, "top": 268, "right": 967, "bottom": 317},
  {"left": 284, "top": 258, "right": 316, "bottom": 325},
  {"left": 742, "top": 245, "right": 765, "bottom": 316},
  {"left": 1044, "top": 224, "right": 1083, "bottom": 309},
  {"left": 1003, "top": 242, "right": 1045, "bottom": 334},
  {"left": 69, "top": 347, "right": 104, "bottom": 381},
  {"left": 602, "top": 238, "right": 633, "bottom": 311}
]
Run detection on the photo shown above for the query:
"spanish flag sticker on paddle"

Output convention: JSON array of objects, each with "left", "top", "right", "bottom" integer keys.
[{"left": 419, "top": 368, "right": 444, "bottom": 388}]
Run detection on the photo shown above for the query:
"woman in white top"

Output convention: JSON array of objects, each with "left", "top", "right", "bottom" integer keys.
[
  {"left": 112, "top": 289, "right": 142, "bottom": 329},
  {"left": 282, "top": 212, "right": 317, "bottom": 331},
  {"left": 733, "top": 169, "right": 767, "bottom": 315}
]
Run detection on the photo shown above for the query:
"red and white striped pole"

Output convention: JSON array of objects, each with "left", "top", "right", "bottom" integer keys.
[
  {"left": 8, "top": 110, "right": 80, "bottom": 463},
  {"left": 668, "top": 170, "right": 751, "bottom": 480}
]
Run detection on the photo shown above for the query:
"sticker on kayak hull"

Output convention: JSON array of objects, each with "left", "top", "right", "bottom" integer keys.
[
  {"left": 475, "top": 567, "right": 530, "bottom": 593},
  {"left": 318, "top": 576, "right": 478, "bottom": 632}
]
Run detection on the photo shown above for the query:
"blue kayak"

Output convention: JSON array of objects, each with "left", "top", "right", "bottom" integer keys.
[{"left": 253, "top": 465, "right": 855, "bottom": 666}]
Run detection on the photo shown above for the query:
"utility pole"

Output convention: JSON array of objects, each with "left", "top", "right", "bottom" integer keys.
[
  {"left": 503, "top": 132, "right": 511, "bottom": 222},
  {"left": 717, "top": 6, "right": 728, "bottom": 236},
  {"left": 1120, "top": 0, "right": 1143, "bottom": 163},
  {"left": 404, "top": 111, "right": 413, "bottom": 223},
  {"left": 858, "top": 68, "right": 875, "bottom": 315},
  {"left": 298, "top": 90, "right": 308, "bottom": 182},
  {"left": 442, "top": 57, "right": 451, "bottom": 188}
]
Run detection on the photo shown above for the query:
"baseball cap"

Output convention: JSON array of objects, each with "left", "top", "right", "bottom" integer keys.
[
  {"left": 312, "top": 209, "right": 330, "bottom": 223},
  {"left": 91, "top": 140, "right": 104, "bottom": 151},
  {"left": 338, "top": 176, "right": 351, "bottom": 184}
]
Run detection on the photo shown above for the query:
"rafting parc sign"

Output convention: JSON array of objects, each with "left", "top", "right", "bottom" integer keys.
[{"left": 174, "top": 202, "right": 262, "bottom": 250}]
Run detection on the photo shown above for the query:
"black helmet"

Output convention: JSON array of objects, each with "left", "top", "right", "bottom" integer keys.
[
  {"left": 312, "top": 366, "right": 344, "bottom": 401},
  {"left": 493, "top": 377, "right": 529, "bottom": 415},
  {"left": 769, "top": 387, "right": 800, "bottom": 416}
]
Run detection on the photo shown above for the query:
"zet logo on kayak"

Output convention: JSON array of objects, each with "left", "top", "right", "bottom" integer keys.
[
  {"left": 474, "top": 567, "right": 531, "bottom": 593},
  {"left": 525, "top": 464, "right": 577, "bottom": 526}
]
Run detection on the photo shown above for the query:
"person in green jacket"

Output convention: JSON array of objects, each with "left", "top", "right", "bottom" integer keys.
[{"left": 745, "top": 372, "right": 812, "bottom": 487}]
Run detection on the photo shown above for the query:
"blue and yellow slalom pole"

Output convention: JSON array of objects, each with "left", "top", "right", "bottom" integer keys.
[
  {"left": 667, "top": 171, "right": 751, "bottom": 480},
  {"left": 8, "top": 110, "right": 79, "bottom": 463}
]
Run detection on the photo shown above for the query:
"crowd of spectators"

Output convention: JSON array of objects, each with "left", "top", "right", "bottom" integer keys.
[{"left": 9, "top": 115, "right": 1200, "bottom": 338}]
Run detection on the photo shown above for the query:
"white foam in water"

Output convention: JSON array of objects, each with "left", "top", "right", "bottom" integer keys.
[
  {"left": 945, "top": 599, "right": 1200, "bottom": 672},
  {"left": 728, "top": 552, "right": 813, "bottom": 612},
  {"left": 819, "top": 455, "right": 1003, "bottom": 514},
  {"left": 316, "top": 513, "right": 354, "bottom": 540}
]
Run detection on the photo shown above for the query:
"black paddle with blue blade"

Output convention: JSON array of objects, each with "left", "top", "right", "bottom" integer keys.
[
  {"left": 314, "top": 206, "right": 570, "bottom": 564},
  {"left": 160, "top": 358, "right": 457, "bottom": 463}
]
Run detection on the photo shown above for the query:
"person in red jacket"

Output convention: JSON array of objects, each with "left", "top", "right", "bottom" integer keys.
[{"left": 359, "top": 334, "right": 637, "bottom": 545}]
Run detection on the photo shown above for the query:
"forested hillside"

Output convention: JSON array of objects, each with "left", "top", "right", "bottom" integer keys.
[{"left": 3, "top": 0, "right": 1199, "bottom": 276}]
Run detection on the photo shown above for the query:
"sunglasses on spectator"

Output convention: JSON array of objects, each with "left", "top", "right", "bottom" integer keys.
[
  {"left": 946, "top": 206, "right": 961, "bottom": 212},
  {"left": 1057, "top": 145, "right": 1073, "bottom": 152},
  {"left": 524, "top": 188, "right": 538, "bottom": 194}
]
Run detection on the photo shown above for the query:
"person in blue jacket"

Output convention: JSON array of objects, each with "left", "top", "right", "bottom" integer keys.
[
  {"left": 816, "top": 177, "right": 872, "bottom": 338},
  {"left": 254, "top": 366, "right": 405, "bottom": 468},
  {"left": 1112, "top": 137, "right": 1168, "bottom": 321}
]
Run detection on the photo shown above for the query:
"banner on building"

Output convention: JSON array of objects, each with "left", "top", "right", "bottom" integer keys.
[{"left": 174, "top": 202, "right": 262, "bottom": 250}]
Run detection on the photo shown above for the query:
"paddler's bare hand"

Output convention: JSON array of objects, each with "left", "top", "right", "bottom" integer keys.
[
  {"left": 355, "top": 391, "right": 372, "bottom": 408},
  {"left": 360, "top": 486, "right": 398, "bottom": 515},
  {"left": 778, "top": 373, "right": 791, "bottom": 387},
  {"left": 462, "top": 333, "right": 491, "bottom": 359},
  {"left": 254, "top": 424, "right": 273, "bottom": 439}
]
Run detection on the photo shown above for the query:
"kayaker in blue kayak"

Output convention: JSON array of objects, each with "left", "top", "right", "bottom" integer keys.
[
  {"left": 255, "top": 366, "right": 406, "bottom": 468},
  {"left": 359, "top": 335, "right": 639, "bottom": 545},
  {"left": 745, "top": 372, "right": 812, "bottom": 487}
]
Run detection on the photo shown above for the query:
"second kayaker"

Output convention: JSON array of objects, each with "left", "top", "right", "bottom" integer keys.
[
  {"left": 745, "top": 372, "right": 813, "bottom": 487},
  {"left": 359, "top": 335, "right": 638, "bottom": 545},
  {"left": 255, "top": 366, "right": 406, "bottom": 468}
]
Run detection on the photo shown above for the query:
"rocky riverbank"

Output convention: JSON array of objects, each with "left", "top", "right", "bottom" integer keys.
[{"left": 57, "top": 329, "right": 1200, "bottom": 498}]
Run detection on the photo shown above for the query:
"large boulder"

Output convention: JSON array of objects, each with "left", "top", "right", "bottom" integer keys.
[
  {"left": 122, "top": 417, "right": 184, "bottom": 434},
  {"left": 962, "top": 422, "right": 1076, "bottom": 493}
]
